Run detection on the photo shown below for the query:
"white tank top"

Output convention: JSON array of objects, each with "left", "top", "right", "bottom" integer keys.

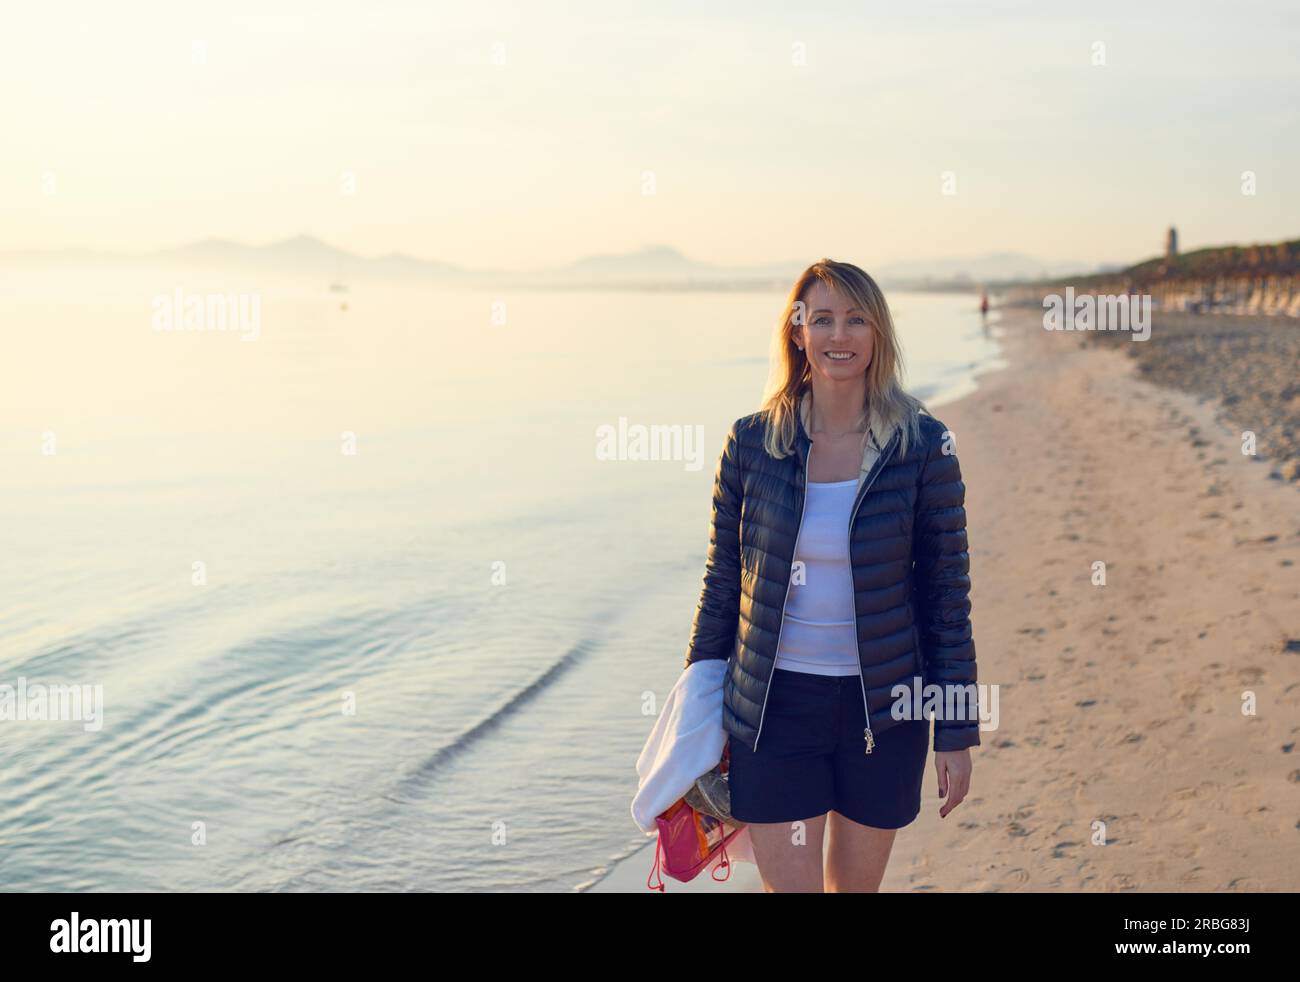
[{"left": 773, "top": 478, "right": 862, "bottom": 676}]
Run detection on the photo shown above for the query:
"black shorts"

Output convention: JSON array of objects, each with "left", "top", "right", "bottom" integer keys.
[{"left": 728, "top": 668, "right": 930, "bottom": 830}]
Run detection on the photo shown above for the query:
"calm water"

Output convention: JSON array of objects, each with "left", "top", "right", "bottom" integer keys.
[{"left": 0, "top": 266, "right": 1002, "bottom": 891}]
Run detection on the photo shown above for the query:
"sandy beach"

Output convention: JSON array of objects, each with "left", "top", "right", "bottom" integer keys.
[
  {"left": 885, "top": 305, "right": 1300, "bottom": 892},
  {"left": 598, "top": 305, "right": 1300, "bottom": 893}
]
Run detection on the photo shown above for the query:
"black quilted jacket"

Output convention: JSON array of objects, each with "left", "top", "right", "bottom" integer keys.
[{"left": 683, "top": 405, "right": 980, "bottom": 755}]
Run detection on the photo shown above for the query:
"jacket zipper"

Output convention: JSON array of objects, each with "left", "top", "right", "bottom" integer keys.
[
  {"left": 752, "top": 429, "right": 899, "bottom": 754},
  {"left": 751, "top": 448, "right": 811, "bottom": 752},
  {"left": 847, "top": 430, "right": 901, "bottom": 755}
]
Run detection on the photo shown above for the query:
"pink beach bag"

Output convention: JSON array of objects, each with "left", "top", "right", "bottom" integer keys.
[{"left": 645, "top": 744, "right": 742, "bottom": 891}]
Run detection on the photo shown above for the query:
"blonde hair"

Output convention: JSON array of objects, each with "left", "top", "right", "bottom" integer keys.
[{"left": 759, "top": 258, "right": 924, "bottom": 459}]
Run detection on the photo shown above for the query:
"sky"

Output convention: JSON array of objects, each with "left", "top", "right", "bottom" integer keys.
[{"left": 2, "top": 0, "right": 1297, "bottom": 271}]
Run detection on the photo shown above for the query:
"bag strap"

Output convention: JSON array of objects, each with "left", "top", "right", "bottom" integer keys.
[
  {"left": 710, "top": 834, "right": 733, "bottom": 882},
  {"left": 646, "top": 839, "right": 665, "bottom": 892}
]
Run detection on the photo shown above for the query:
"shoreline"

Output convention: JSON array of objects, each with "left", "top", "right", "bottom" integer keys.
[{"left": 592, "top": 307, "right": 1300, "bottom": 892}]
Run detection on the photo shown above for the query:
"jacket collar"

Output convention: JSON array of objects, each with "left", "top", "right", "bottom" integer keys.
[{"left": 795, "top": 390, "right": 898, "bottom": 480}]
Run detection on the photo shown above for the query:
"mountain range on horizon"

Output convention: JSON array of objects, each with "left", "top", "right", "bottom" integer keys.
[{"left": 0, "top": 235, "right": 1126, "bottom": 288}]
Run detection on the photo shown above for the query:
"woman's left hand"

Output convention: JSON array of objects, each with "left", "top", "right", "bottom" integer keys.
[{"left": 933, "top": 749, "right": 972, "bottom": 818}]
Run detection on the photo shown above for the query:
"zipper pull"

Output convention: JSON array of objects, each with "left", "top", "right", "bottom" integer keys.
[{"left": 864, "top": 727, "right": 875, "bottom": 755}]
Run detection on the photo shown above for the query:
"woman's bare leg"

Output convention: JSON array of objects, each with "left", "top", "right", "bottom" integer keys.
[
  {"left": 823, "top": 810, "right": 897, "bottom": 892},
  {"left": 745, "top": 814, "right": 828, "bottom": 892}
]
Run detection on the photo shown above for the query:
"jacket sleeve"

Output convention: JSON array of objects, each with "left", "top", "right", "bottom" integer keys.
[
  {"left": 913, "top": 421, "right": 981, "bottom": 752},
  {"left": 683, "top": 420, "right": 744, "bottom": 667}
]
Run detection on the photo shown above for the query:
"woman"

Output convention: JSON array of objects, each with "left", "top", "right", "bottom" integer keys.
[{"left": 684, "top": 258, "right": 979, "bottom": 892}]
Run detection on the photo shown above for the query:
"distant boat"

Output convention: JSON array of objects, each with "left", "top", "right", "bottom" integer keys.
[{"left": 329, "top": 281, "right": 349, "bottom": 293}]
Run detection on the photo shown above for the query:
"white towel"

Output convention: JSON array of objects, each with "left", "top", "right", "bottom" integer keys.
[{"left": 632, "top": 659, "right": 754, "bottom": 866}]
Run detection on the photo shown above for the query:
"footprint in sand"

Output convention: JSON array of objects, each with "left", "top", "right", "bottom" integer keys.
[
  {"left": 1224, "top": 782, "right": 1267, "bottom": 817},
  {"left": 1179, "top": 686, "right": 1204, "bottom": 712},
  {"left": 1223, "top": 877, "right": 1262, "bottom": 891},
  {"left": 1178, "top": 866, "right": 1206, "bottom": 885}
]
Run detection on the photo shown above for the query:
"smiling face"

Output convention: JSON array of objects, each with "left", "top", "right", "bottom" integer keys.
[{"left": 795, "top": 279, "right": 875, "bottom": 382}]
